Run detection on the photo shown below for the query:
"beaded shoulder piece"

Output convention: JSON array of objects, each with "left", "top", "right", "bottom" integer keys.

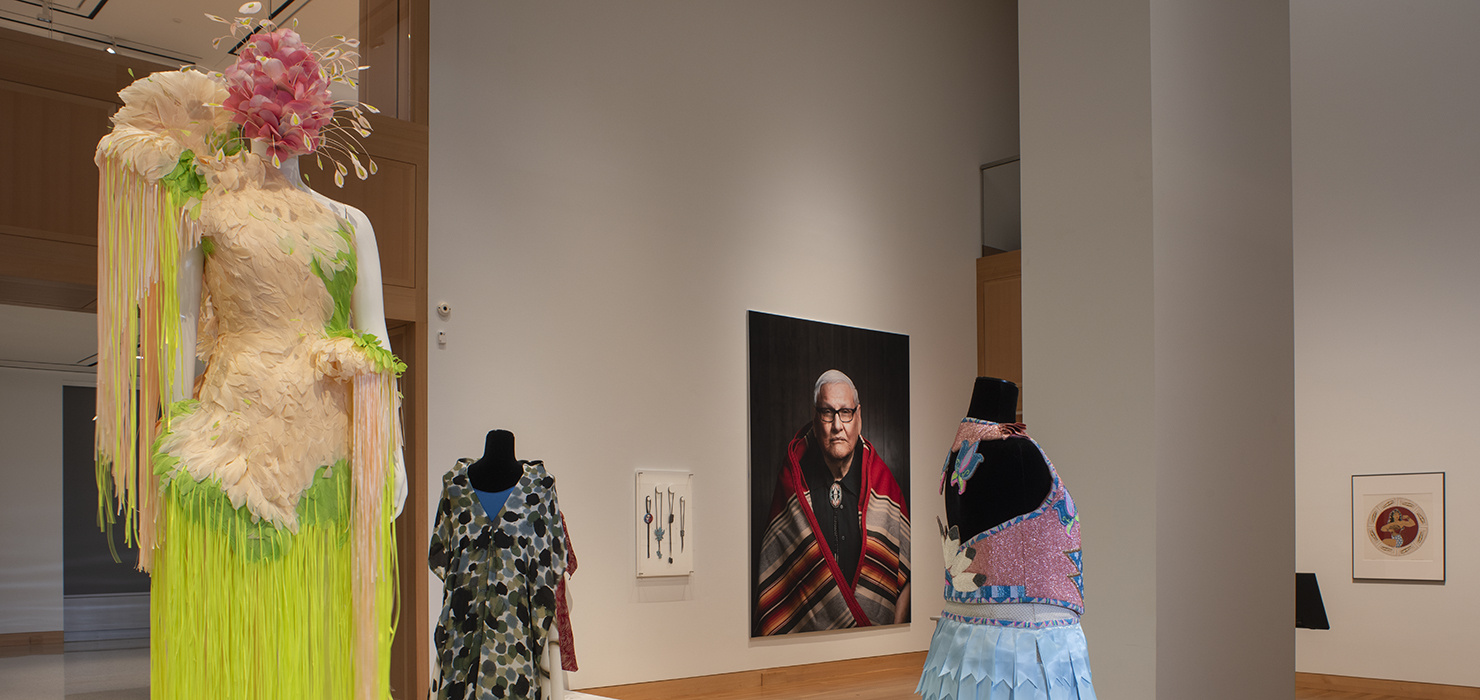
[
  {"left": 940, "top": 418, "right": 1027, "bottom": 494},
  {"left": 937, "top": 418, "right": 1085, "bottom": 622}
]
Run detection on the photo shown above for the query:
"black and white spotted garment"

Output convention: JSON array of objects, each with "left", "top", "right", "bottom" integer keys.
[{"left": 429, "top": 458, "right": 567, "bottom": 700}]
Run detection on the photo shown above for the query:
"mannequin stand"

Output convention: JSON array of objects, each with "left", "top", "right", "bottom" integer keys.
[{"left": 540, "top": 628, "right": 567, "bottom": 700}]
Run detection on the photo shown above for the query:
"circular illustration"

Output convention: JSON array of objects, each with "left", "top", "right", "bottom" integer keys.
[{"left": 1366, "top": 498, "right": 1428, "bottom": 557}]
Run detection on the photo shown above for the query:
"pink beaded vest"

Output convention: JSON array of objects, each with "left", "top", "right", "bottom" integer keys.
[{"left": 939, "top": 419, "right": 1084, "bottom": 620}]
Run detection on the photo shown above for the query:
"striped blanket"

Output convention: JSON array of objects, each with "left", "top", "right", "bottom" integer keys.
[{"left": 756, "top": 427, "right": 910, "bottom": 635}]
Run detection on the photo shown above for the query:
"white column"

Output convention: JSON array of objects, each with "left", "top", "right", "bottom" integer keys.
[{"left": 1022, "top": 2, "right": 1294, "bottom": 698}]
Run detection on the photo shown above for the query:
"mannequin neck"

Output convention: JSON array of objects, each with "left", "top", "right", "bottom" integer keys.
[
  {"left": 469, "top": 430, "right": 523, "bottom": 492},
  {"left": 947, "top": 377, "right": 1052, "bottom": 537},
  {"left": 966, "top": 377, "right": 1019, "bottom": 423},
  {"left": 250, "top": 141, "right": 308, "bottom": 191}
]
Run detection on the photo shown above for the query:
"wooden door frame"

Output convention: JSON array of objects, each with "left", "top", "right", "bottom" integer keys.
[{"left": 976, "top": 251, "right": 1024, "bottom": 421}]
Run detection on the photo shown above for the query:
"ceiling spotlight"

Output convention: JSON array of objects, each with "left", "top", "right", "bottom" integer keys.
[{"left": 105, "top": 40, "right": 118, "bottom": 54}]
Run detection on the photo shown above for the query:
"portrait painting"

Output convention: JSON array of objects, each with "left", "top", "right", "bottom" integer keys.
[
  {"left": 1352, "top": 472, "right": 1446, "bottom": 582},
  {"left": 748, "top": 311, "right": 910, "bottom": 637}
]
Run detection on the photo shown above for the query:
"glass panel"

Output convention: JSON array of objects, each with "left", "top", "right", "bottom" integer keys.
[{"left": 360, "top": 0, "right": 409, "bottom": 121}]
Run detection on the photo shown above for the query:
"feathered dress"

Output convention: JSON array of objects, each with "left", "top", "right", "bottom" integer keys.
[{"left": 94, "top": 69, "right": 403, "bottom": 700}]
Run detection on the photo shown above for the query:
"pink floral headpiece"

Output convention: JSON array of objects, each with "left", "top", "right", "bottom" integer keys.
[{"left": 208, "top": 4, "right": 377, "bottom": 186}]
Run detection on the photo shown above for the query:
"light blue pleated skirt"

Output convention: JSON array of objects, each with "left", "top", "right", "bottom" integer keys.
[{"left": 916, "top": 617, "right": 1096, "bottom": 700}]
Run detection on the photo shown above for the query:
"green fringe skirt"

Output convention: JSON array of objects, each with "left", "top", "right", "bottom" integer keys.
[{"left": 149, "top": 463, "right": 394, "bottom": 700}]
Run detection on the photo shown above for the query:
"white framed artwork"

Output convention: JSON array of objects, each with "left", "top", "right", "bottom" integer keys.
[
  {"left": 1351, "top": 472, "right": 1445, "bottom": 582},
  {"left": 636, "top": 470, "right": 693, "bottom": 578}
]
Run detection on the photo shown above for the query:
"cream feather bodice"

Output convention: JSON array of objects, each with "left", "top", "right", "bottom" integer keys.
[
  {"left": 159, "top": 162, "right": 372, "bottom": 529},
  {"left": 95, "top": 69, "right": 383, "bottom": 530}
]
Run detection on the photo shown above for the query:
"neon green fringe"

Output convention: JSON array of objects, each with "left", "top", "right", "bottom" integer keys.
[
  {"left": 150, "top": 467, "right": 396, "bottom": 700},
  {"left": 96, "top": 151, "right": 199, "bottom": 557},
  {"left": 149, "top": 399, "right": 398, "bottom": 700}
]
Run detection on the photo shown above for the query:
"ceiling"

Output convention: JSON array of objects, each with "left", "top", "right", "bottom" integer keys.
[
  {"left": 0, "top": 0, "right": 357, "bottom": 71},
  {"left": 0, "top": 304, "right": 97, "bottom": 373}
]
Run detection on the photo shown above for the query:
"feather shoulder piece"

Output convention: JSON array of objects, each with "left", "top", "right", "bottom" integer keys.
[{"left": 94, "top": 69, "right": 231, "bottom": 569}]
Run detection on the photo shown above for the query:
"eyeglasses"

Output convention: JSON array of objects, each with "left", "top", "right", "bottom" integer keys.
[{"left": 816, "top": 406, "right": 858, "bottom": 424}]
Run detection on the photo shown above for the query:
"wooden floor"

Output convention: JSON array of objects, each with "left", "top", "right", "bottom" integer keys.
[
  {"left": 1298, "top": 692, "right": 1429, "bottom": 700},
  {"left": 589, "top": 661, "right": 1426, "bottom": 700}
]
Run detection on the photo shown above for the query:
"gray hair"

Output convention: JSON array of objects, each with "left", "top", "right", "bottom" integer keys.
[{"left": 813, "top": 369, "right": 859, "bottom": 405}]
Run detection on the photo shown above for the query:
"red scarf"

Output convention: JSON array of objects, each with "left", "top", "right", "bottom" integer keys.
[{"left": 755, "top": 426, "right": 910, "bottom": 635}]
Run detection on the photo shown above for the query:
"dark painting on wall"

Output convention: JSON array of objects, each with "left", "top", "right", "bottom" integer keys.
[
  {"left": 62, "top": 385, "right": 149, "bottom": 595},
  {"left": 748, "top": 311, "right": 910, "bottom": 637}
]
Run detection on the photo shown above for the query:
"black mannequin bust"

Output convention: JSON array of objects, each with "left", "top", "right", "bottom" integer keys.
[
  {"left": 943, "top": 377, "right": 1053, "bottom": 539},
  {"left": 468, "top": 429, "right": 524, "bottom": 492}
]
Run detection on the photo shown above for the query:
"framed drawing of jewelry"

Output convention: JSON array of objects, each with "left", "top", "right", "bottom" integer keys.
[
  {"left": 1352, "top": 472, "right": 1445, "bottom": 582},
  {"left": 637, "top": 470, "right": 693, "bottom": 577}
]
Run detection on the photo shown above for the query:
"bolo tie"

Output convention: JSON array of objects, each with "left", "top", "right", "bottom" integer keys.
[
  {"left": 644, "top": 496, "right": 653, "bottom": 558},
  {"left": 653, "top": 487, "right": 665, "bottom": 558},
  {"left": 829, "top": 479, "right": 844, "bottom": 554}
]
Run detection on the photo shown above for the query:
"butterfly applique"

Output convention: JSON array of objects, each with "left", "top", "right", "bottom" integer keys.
[{"left": 940, "top": 439, "right": 985, "bottom": 495}]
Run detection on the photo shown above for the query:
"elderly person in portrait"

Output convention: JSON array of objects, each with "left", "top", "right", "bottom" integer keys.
[{"left": 756, "top": 370, "right": 911, "bottom": 635}]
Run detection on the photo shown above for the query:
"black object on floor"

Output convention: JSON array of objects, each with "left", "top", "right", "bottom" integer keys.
[{"left": 1296, "top": 572, "right": 1330, "bottom": 630}]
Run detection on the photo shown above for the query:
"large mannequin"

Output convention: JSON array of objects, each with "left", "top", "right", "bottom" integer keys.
[
  {"left": 430, "top": 431, "right": 574, "bottom": 700},
  {"left": 943, "top": 377, "right": 1052, "bottom": 538},
  {"left": 94, "top": 65, "right": 408, "bottom": 700},
  {"left": 918, "top": 377, "right": 1095, "bottom": 700},
  {"left": 468, "top": 429, "right": 525, "bottom": 492}
]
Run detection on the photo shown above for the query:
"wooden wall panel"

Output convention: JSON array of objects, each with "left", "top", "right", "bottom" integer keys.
[
  {"left": 386, "top": 321, "right": 425, "bottom": 700},
  {"left": 0, "top": 630, "right": 65, "bottom": 656},
  {"left": 361, "top": 2, "right": 430, "bottom": 696},
  {"left": 0, "top": 29, "right": 173, "bottom": 105},
  {"left": 976, "top": 251, "right": 1023, "bottom": 420},
  {"left": 382, "top": 284, "right": 419, "bottom": 324},
  {"left": 0, "top": 81, "right": 114, "bottom": 247},
  {"left": 0, "top": 234, "right": 95, "bottom": 287},
  {"left": 305, "top": 156, "right": 418, "bottom": 289},
  {"left": 0, "top": 26, "right": 172, "bottom": 312}
]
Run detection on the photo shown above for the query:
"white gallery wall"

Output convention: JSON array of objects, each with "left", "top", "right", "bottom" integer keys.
[
  {"left": 0, "top": 368, "right": 86, "bottom": 635},
  {"left": 1292, "top": 1, "right": 1480, "bottom": 687},
  {"left": 428, "top": 1, "right": 1018, "bottom": 688},
  {"left": 1021, "top": 2, "right": 1294, "bottom": 698}
]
